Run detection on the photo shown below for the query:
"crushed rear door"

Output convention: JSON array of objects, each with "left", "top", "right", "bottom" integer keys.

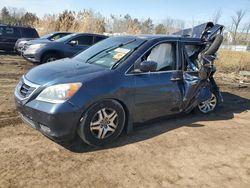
[
  {"left": 173, "top": 22, "right": 224, "bottom": 40},
  {"left": 174, "top": 22, "right": 224, "bottom": 113}
]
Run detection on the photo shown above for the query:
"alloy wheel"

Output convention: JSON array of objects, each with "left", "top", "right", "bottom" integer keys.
[
  {"left": 46, "top": 57, "right": 57, "bottom": 62},
  {"left": 90, "top": 108, "right": 118, "bottom": 139},
  {"left": 198, "top": 93, "right": 217, "bottom": 113}
]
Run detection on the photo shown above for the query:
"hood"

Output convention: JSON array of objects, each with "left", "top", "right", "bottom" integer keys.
[
  {"left": 25, "top": 58, "right": 109, "bottom": 85},
  {"left": 27, "top": 38, "right": 52, "bottom": 45},
  {"left": 17, "top": 38, "right": 39, "bottom": 43}
]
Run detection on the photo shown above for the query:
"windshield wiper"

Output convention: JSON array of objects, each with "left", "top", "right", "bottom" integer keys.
[{"left": 85, "top": 39, "right": 136, "bottom": 64}]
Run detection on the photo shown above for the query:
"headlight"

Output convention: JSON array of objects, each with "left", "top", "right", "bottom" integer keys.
[
  {"left": 18, "top": 41, "right": 26, "bottom": 47},
  {"left": 36, "top": 83, "right": 82, "bottom": 103}
]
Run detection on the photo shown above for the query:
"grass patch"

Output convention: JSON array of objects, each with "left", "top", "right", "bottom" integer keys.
[{"left": 215, "top": 50, "right": 250, "bottom": 72}]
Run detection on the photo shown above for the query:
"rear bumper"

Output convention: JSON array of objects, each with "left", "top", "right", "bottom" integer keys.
[{"left": 15, "top": 98, "right": 82, "bottom": 141}]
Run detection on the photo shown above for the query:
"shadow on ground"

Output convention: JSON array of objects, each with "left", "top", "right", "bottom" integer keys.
[{"left": 58, "top": 91, "right": 250, "bottom": 153}]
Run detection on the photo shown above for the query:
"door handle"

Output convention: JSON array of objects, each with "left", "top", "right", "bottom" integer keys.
[{"left": 171, "top": 77, "right": 181, "bottom": 81}]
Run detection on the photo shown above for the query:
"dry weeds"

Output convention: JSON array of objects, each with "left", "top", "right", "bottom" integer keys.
[{"left": 216, "top": 50, "right": 250, "bottom": 72}]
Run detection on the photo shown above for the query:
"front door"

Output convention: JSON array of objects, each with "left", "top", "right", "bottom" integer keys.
[
  {"left": 128, "top": 42, "right": 183, "bottom": 122},
  {"left": 133, "top": 71, "right": 182, "bottom": 121}
]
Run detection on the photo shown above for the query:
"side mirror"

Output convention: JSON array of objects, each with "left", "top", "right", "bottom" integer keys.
[
  {"left": 139, "top": 60, "right": 157, "bottom": 72},
  {"left": 69, "top": 40, "right": 77, "bottom": 46}
]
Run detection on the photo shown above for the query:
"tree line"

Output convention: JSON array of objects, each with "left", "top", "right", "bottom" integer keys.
[{"left": 0, "top": 6, "right": 249, "bottom": 45}]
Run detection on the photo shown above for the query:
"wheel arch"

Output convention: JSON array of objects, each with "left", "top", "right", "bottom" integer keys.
[
  {"left": 78, "top": 98, "right": 133, "bottom": 136},
  {"left": 112, "top": 98, "right": 134, "bottom": 135},
  {"left": 41, "top": 50, "right": 63, "bottom": 61}
]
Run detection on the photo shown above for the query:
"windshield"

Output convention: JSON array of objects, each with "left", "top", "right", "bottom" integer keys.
[
  {"left": 56, "top": 33, "right": 77, "bottom": 42},
  {"left": 74, "top": 37, "right": 146, "bottom": 69},
  {"left": 40, "top": 33, "right": 55, "bottom": 39}
]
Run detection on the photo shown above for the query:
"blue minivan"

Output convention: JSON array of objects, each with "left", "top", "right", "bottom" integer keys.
[{"left": 15, "top": 22, "right": 224, "bottom": 146}]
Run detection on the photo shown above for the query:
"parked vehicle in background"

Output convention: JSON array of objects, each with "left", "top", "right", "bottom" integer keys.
[
  {"left": 15, "top": 22, "right": 224, "bottom": 146},
  {"left": 0, "top": 24, "right": 38, "bottom": 52},
  {"left": 22, "top": 33, "right": 107, "bottom": 64},
  {"left": 15, "top": 32, "right": 72, "bottom": 55}
]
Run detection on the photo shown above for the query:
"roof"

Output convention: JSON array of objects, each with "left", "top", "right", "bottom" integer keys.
[
  {"left": 50, "top": 31, "right": 73, "bottom": 34},
  {"left": 0, "top": 24, "right": 36, "bottom": 29},
  {"left": 116, "top": 34, "right": 202, "bottom": 42},
  {"left": 72, "top": 32, "right": 107, "bottom": 37}
]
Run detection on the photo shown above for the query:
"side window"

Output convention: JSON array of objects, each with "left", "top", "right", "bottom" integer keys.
[
  {"left": 59, "top": 33, "right": 69, "bottom": 38},
  {"left": 70, "top": 36, "right": 94, "bottom": 46},
  {"left": 183, "top": 44, "right": 202, "bottom": 71},
  {"left": 21, "top": 28, "right": 37, "bottom": 38},
  {"left": 5, "top": 27, "right": 14, "bottom": 35},
  {"left": 134, "top": 42, "right": 176, "bottom": 72},
  {"left": 95, "top": 36, "right": 105, "bottom": 43},
  {"left": 50, "top": 34, "right": 62, "bottom": 41},
  {"left": 31, "top": 29, "right": 39, "bottom": 37},
  {"left": 5, "top": 27, "right": 20, "bottom": 37}
]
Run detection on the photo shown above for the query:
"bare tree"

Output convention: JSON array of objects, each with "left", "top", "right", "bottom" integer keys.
[
  {"left": 20, "top": 12, "right": 38, "bottom": 27},
  {"left": 231, "top": 9, "right": 246, "bottom": 44},
  {"left": 164, "top": 17, "right": 174, "bottom": 34},
  {"left": 212, "top": 9, "right": 222, "bottom": 24},
  {"left": 155, "top": 24, "right": 166, "bottom": 34},
  {"left": 141, "top": 18, "right": 154, "bottom": 34},
  {"left": 244, "top": 21, "right": 250, "bottom": 45},
  {"left": 55, "top": 10, "right": 75, "bottom": 31}
]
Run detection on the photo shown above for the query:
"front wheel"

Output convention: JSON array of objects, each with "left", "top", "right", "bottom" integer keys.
[
  {"left": 77, "top": 100, "right": 126, "bottom": 146},
  {"left": 41, "top": 53, "right": 59, "bottom": 64},
  {"left": 197, "top": 93, "right": 218, "bottom": 114}
]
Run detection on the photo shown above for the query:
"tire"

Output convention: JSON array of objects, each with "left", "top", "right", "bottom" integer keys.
[
  {"left": 41, "top": 52, "right": 60, "bottom": 64},
  {"left": 197, "top": 92, "right": 218, "bottom": 114},
  {"left": 204, "top": 34, "right": 223, "bottom": 56},
  {"left": 77, "top": 99, "right": 126, "bottom": 146}
]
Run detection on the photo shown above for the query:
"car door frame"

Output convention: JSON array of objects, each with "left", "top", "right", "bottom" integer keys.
[
  {"left": 124, "top": 39, "right": 184, "bottom": 122},
  {"left": 179, "top": 40, "right": 215, "bottom": 112},
  {"left": 180, "top": 41, "right": 204, "bottom": 75}
]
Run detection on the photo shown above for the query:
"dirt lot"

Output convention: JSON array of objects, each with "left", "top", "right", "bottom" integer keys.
[{"left": 0, "top": 53, "right": 250, "bottom": 188}]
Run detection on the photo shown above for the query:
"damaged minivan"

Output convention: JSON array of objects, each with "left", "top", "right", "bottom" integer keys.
[{"left": 15, "top": 22, "right": 224, "bottom": 146}]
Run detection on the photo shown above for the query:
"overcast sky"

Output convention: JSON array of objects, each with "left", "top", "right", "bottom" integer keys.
[{"left": 0, "top": 0, "right": 250, "bottom": 26}]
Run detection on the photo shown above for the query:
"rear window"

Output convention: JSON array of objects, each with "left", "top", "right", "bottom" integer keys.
[{"left": 21, "top": 28, "right": 39, "bottom": 38}]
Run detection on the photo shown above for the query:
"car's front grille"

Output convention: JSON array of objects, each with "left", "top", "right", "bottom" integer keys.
[
  {"left": 19, "top": 82, "right": 36, "bottom": 98},
  {"left": 15, "top": 77, "right": 39, "bottom": 100}
]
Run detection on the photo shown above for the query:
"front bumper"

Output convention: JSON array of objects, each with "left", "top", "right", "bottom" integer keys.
[
  {"left": 22, "top": 53, "right": 40, "bottom": 63},
  {"left": 14, "top": 46, "right": 23, "bottom": 55},
  {"left": 15, "top": 97, "right": 82, "bottom": 141}
]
